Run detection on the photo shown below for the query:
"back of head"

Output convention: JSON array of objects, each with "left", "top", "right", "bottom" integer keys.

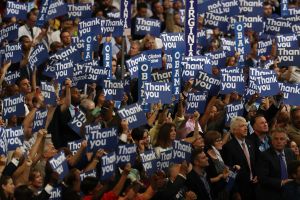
[
  {"left": 81, "top": 177, "right": 99, "bottom": 195},
  {"left": 14, "top": 185, "right": 33, "bottom": 200}
]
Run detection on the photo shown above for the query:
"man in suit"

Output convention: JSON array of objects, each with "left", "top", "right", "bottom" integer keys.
[
  {"left": 256, "top": 128, "right": 296, "bottom": 200},
  {"left": 222, "top": 116, "right": 257, "bottom": 200},
  {"left": 48, "top": 79, "right": 82, "bottom": 148},
  {"left": 247, "top": 114, "right": 271, "bottom": 161},
  {"left": 186, "top": 149, "right": 213, "bottom": 200}
]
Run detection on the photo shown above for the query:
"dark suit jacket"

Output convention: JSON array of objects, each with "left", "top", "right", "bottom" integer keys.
[
  {"left": 186, "top": 169, "right": 212, "bottom": 200},
  {"left": 152, "top": 175, "right": 186, "bottom": 199},
  {"left": 48, "top": 105, "right": 82, "bottom": 148},
  {"left": 222, "top": 137, "right": 256, "bottom": 199},
  {"left": 247, "top": 133, "right": 271, "bottom": 162},
  {"left": 256, "top": 148, "right": 296, "bottom": 200}
]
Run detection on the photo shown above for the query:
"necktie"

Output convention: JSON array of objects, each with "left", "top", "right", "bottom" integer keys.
[
  {"left": 242, "top": 142, "right": 253, "bottom": 179},
  {"left": 29, "top": 27, "right": 34, "bottom": 39},
  {"left": 74, "top": 107, "right": 79, "bottom": 114},
  {"left": 278, "top": 153, "right": 288, "bottom": 180}
]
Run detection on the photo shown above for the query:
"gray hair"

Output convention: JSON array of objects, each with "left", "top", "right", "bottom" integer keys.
[{"left": 230, "top": 116, "right": 247, "bottom": 133}]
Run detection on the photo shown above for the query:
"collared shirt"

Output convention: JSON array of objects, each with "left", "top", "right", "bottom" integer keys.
[
  {"left": 258, "top": 135, "right": 270, "bottom": 152},
  {"left": 235, "top": 137, "right": 250, "bottom": 152},
  {"left": 69, "top": 104, "right": 80, "bottom": 118}
]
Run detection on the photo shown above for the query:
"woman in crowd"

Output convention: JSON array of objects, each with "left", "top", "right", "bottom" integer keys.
[{"left": 0, "top": 176, "right": 15, "bottom": 200}]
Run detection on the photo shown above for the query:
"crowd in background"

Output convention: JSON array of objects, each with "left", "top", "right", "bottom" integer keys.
[{"left": 0, "top": 0, "right": 300, "bottom": 200}]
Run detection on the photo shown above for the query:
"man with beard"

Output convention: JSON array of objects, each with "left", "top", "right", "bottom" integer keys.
[{"left": 48, "top": 79, "right": 83, "bottom": 148}]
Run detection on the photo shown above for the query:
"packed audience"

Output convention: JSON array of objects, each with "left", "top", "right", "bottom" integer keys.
[{"left": 0, "top": 0, "right": 300, "bottom": 200}]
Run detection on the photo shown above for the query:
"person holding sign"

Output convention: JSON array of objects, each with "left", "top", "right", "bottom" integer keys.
[
  {"left": 154, "top": 122, "right": 176, "bottom": 157},
  {"left": 48, "top": 79, "right": 82, "bottom": 148}
]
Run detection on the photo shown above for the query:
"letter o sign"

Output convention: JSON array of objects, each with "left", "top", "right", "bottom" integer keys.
[{"left": 236, "top": 24, "right": 243, "bottom": 31}]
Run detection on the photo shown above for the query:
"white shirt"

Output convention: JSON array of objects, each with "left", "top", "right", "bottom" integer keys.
[{"left": 18, "top": 24, "right": 41, "bottom": 43}]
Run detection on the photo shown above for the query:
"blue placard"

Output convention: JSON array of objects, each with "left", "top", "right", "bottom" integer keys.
[
  {"left": 41, "top": 81, "right": 57, "bottom": 105},
  {"left": 264, "top": 17, "right": 293, "bottom": 35},
  {"left": 157, "top": 149, "right": 173, "bottom": 171},
  {"left": 5, "top": 1, "right": 28, "bottom": 20},
  {"left": 279, "top": 83, "right": 300, "bottom": 106},
  {"left": 185, "top": 0, "right": 197, "bottom": 56},
  {"left": 49, "top": 45, "right": 81, "bottom": 63},
  {"left": 235, "top": 22, "right": 246, "bottom": 66},
  {"left": 4, "top": 70, "right": 21, "bottom": 85},
  {"left": 78, "top": 18, "right": 102, "bottom": 38},
  {"left": 281, "top": 0, "right": 289, "bottom": 17},
  {"left": 193, "top": 71, "right": 221, "bottom": 95},
  {"left": 203, "top": 12, "right": 228, "bottom": 32},
  {"left": 46, "top": 0, "right": 68, "bottom": 20},
  {"left": 198, "top": 0, "right": 222, "bottom": 14},
  {"left": 120, "top": 0, "right": 131, "bottom": 32},
  {"left": 28, "top": 43, "right": 49, "bottom": 69},
  {"left": 101, "top": 19, "right": 124, "bottom": 37},
  {"left": 3, "top": 94, "right": 25, "bottom": 119},
  {"left": 49, "top": 151, "right": 69, "bottom": 180},
  {"left": 135, "top": 18, "right": 161, "bottom": 37},
  {"left": 222, "top": 0, "right": 240, "bottom": 16},
  {"left": 101, "top": 152, "right": 116, "bottom": 180},
  {"left": 126, "top": 53, "right": 147, "bottom": 78},
  {"left": 239, "top": 0, "right": 263, "bottom": 14},
  {"left": 138, "top": 61, "right": 151, "bottom": 107},
  {"left": 205, "top": 50, "right": 227, "bottom": 69},
  {"left": 225, "top": 101, "right": 244, "bottom": 125},
  {"left": 68, "top": 139, "right": 83, "bottom": 155},
  {"left": 86, "top": 126, "right": 118, "bottom": 152},
  {"left": 172, "top": 140, "right": 192, "bottom": 163},
  {"left": 67, "top": 109, "right": 86, "bottom": 136},
  {"left": 235, "top": 14, "right": 264, "bottom": 33},
  {"left": 160, "top": 32, "right": 185, "bottom": 53},
  {"left": 0, "top": 24, "right": 18, "bottom": 43},
  {"left": 186, "top": 91, "right": 207, "bottom": 114},
  {"left": 116, "top": 144, "right": 137, "bottom": 166},
  {"left": 0, "top": 128, "right": 8, "bottom": 156},
  {"left": 44, "top": 60, "right": 74, "bottom": 83},
  {"left": 4, "top": 42, "right": 22, "bottom": 63},
  {"left": 276, "top": 34, "right": 299, "bottom": 49},
  {"left": 182, "top": 56, "right": 212, "bottom": 81},
  {"left": 117, "top": 103, "right": 147, "bottom": 129},
  {"left": 102, "top": 42, "right": 112, "bottom": 78},
  {"left": 144, "top": 49, "right": 162, "bottom": 69},
  {"left": 277, "top": 47, "right": 300, "bottom": 67},
  {"left": 67, "top": 3, "right": 92, "bottom": 19},
  {"left": 144, "top": 82, "right": 172, "bottom": 104},
  {"left": 49, "top": 187, "right": 62, "bottom": 200},
  {"left": 257, "top": 39, "right": 273, "bottom": 57},
  {"left": 83, "top": 33, "right": 93, "bottom": 61},
  {"left": 140, "top": 150, "right": 158, "bottom": 176},
  {"left": 80, "top": 170, "right": 96, "bottom": 181},
  {"left": 171, "top": 51, "right": 182, "bottom": 101},
  {"left": 36, "top": 0, "right": 52, "bottom": 27},
  {"left": 220, "top": 70, "right": 245, "bottom": 95},
  {"left": 32, "top": 109, "right": 48, "bottom": 133},
  {"left": 255, "top": 73, "right": 280, "bottom": 97},
  {"left": 5, "top": 126, "right": 23, "bottom": 151},
  {"left": 151, "top": 69, "right": 172, "bottom": 82},
  {"left": 102, "top": 80, "right": 124, "bottom": 100}
]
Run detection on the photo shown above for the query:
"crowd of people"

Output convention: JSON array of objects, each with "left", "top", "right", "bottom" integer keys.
[{"left": 0, "top": 0, "right": 300, "bottom": 200}]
